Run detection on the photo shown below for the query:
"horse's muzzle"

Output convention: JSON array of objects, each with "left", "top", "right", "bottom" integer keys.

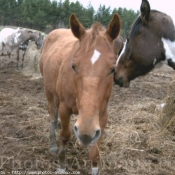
[
  {"left": 114, "top": 75, "right": 130, "bottom": 87},
  {"left": 74, "top": 125, "right": 101, "bottom": 146},
  {"left": 114, "top": 76, "right": 124, "bottom": 87}
]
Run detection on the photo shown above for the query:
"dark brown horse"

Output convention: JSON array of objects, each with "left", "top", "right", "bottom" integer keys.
[
  {"left": 40, "top": 13, "right": 121, "bottom": 174},
  {"left": 114, "top": 0, "right": 175, "bottom": 87}
]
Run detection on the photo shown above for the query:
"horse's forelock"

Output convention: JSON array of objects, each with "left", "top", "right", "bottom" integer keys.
[{"left": 79, "top": 23, "right": 107, "bottom": 53}]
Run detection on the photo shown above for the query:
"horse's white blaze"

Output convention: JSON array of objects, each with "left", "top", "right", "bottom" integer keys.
[
  {"left": 91, "top": 50, "right": 101, "bottom": 65},
  {"left": 116, "top": 41, "right": 127, "bottom": 66},
  {"left": 162, "top": 38, "right": 175, "bottom": 64}
]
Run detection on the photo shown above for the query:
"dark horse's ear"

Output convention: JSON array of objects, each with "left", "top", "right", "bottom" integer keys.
[
  {"left": 70, "top": 13, "right": 86, "bottom": 40},
  {"left": 105, "top": 13, "right": 121, "bottom": 41},
  {"left": 140, "top": 0, "right": 150, "bottom": 21}
]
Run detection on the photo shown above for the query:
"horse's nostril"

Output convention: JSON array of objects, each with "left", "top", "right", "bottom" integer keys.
[
  {"left": 114, "top": 74, "right": 124, "bottom": 87},
  {"left": 118, "top": 77, "right": 123, "bottom": 87},
  {"left": 94, "top": 129, "right": 101, "bottom": 139}
]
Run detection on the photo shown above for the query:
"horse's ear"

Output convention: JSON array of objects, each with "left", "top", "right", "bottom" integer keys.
[
  {"left": 70, "top": 13, "right": 86, "bottom": 40},
  {"left": 140, "top": 0, "right": 150, "bottom": 21},
  {"left": 105, "top": 13, "right": 121, "bottom": 41}
]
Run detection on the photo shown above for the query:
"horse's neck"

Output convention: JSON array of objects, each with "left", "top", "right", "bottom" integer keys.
[
  {"left": 22, "top": 40, "right": 30, "bottom": 45},
  {"left": 25, "top": 35, "right": 35, "bottom": 42},
  {"left": 19, "top": 32, "right": 36, "bottom": 44}
]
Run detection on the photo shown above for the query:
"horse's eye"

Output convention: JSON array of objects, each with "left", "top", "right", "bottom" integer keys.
[
  {"left": 72, "top": 63, "right": 77, "bottom": 72},
  {"left": 110, "top": 68, "right": 115, "bottom": 74}
]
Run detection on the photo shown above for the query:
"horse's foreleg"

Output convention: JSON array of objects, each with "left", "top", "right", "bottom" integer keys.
[
  {"left": 57, "top": 103, "right": 71, "bottom": 170},
  {"left": 50, "top": 97, "right": 61, "bottom": 154},
  {"left": 21, "top": 49, "right": 26, "bottom": 68},
  {"left": 54, "top": 97, "right": 61, "bottom": 130},
  {"left": 89, "top": 109, "right": 109, "bottom": 175},
  {"left": 16, "top": 48, "right": 20, "bottom": 69},
  {"left": 1, "top": 42, "right": 5, "bottom": 56},
  {"left": 7, "top": 47, "right": 13, "bottom": 66},
  {"left": 45, "top": 88, "right": 59, "bottom": 154},
  {"left": 1, "top": 56, "right": 4, "bottom": 67},
  {"left": 1, "top": 43, "right": 5, "bottom": 67}
]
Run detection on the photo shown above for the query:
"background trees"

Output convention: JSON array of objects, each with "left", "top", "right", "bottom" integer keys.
[{"left": 0, "top": 0, "right": 139, "bottom": 38}]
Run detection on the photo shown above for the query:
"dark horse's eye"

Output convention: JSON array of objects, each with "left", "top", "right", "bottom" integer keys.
[
  {"left": 110, "top": 68, "right": 115, "bottom": 74},
  {"left": 72, "top": 63, "right": 77, "bottom": 72}
]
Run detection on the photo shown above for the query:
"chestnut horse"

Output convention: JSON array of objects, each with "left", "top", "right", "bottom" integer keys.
[
  {"left": 40, "top": 13, "right": 121, "bottom": 174},
  {"left": 114, "top": 0, "right": 175, "bottom": 87}
]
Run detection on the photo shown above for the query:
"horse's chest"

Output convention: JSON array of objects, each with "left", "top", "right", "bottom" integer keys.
[{"left": 57, "top": 72, "right": 76, "bottom": 109}]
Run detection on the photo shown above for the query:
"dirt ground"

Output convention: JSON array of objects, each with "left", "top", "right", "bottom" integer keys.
[{"left": 0, "top": 47, "right": 175, "bottom": 175}]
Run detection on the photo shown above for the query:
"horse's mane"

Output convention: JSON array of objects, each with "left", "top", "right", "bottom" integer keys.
[
  {"left": 130, "top": 10, "right": 163, "bottom": 38},
  {"left": 130, "top": 16, "right": 142, "bottom": 38},
  {"left": 130, "top": 10, "right": 175, "bottom": 40}
]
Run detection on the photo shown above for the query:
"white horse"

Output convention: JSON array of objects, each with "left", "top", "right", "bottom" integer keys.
[{"left": 0, "top": 27, "right": 44, "bottom": 68}]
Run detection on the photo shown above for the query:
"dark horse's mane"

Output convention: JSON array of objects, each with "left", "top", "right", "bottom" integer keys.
[
  {"left": 130, "top": 16, "right": 142, "bottom": 39},
  {"left": 130, "top": 10, "right": 175, "bottom": 41}
]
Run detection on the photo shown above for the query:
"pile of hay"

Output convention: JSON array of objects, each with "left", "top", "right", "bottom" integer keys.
[
  {"left": 22, "top": 41, "right": 41, "bottom": 79},
  {"left": 160, "top": 80, "right": 175, "bottom": 133}
]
